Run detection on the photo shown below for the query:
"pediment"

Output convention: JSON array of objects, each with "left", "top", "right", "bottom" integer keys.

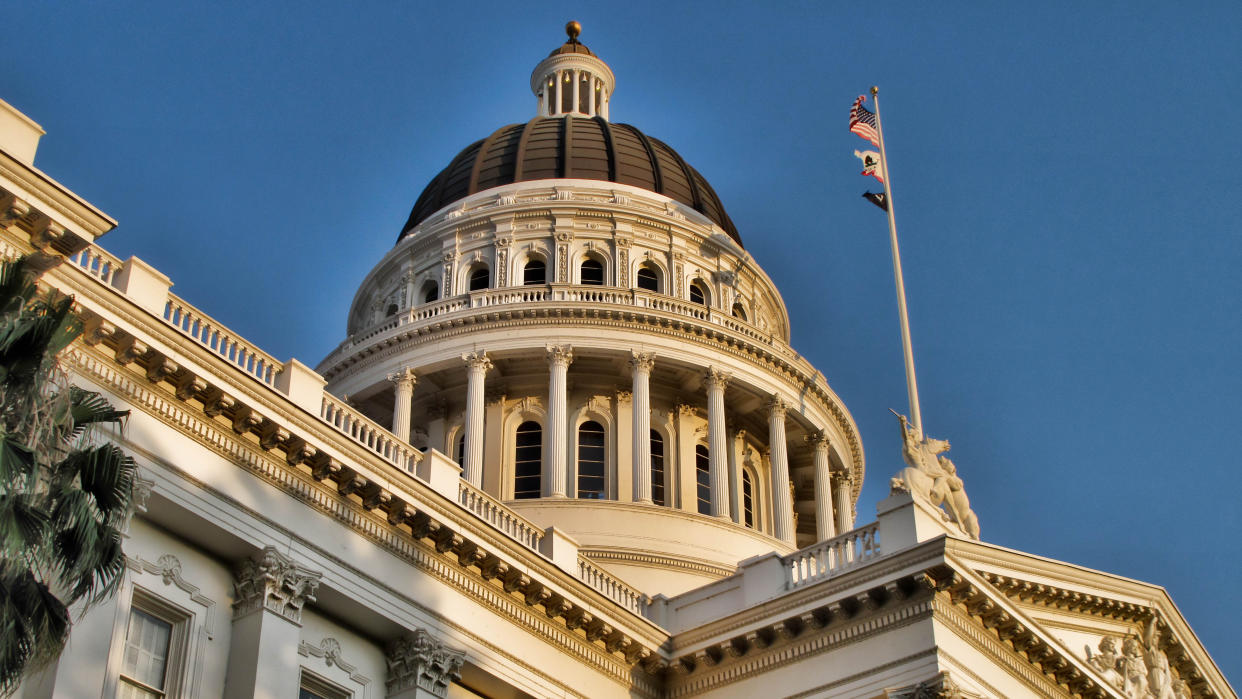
[{"left": 937, "top": 540, "right": 1233, "bottom": 698}]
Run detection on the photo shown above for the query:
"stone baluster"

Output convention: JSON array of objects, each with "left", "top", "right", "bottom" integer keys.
[
  {"left": 388, "top": 368, "right": 417, "bottom": 443},
  {"left": 834, "top": 466, "right": 854, "bottom": 534},
  {"left": 705, "top": 368, "right": 731, "bottom": 519},
  {"left": 768, "top": 397, "right": 794, "bottom": 543},
  {"left": 461, "top": 352, "right": 492, "bottom": 487},
  {"left": 546, "top": 345, "right": 573, "bottom": 497},
  {"left": 224, "top": 547, "right": 323, "bottom": 698},
  {"left": 808, "top": 431, "right": 837, "bottom": 541},
  {"left": 631, "top": 352, "right": 655, "bottom": 503},
  {"left": 385, "top": 628, "right": 467, "bottom": 699}
]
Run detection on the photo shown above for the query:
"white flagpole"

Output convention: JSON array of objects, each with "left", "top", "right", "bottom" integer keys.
[{"left": 870, "top": 86, "right": 925, "bottom": 440}]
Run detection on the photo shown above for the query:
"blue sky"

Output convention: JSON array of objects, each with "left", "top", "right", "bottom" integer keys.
[{"left": 5, "top": 0, "right": 1239, "bottom": 684}]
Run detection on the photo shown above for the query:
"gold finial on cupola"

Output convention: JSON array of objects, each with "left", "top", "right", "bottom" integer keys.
[{"left": 566, "top": 21, "right": 582, "bottom": 43}]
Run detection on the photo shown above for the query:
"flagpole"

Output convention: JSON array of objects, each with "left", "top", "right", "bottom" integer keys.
[{"left": 870, "top": 86, "right": 924, "bottom": 441}]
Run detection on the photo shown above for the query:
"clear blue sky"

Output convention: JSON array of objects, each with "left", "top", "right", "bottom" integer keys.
[{"left": 5, "top": 0, "right": 1239, "bottom": 684}]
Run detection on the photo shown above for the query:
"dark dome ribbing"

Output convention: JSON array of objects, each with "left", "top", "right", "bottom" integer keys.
[{"left": 399, "top": 116, "right": 741, "bottom": 246}]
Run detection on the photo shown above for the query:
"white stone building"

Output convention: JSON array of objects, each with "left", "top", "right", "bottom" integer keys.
[{"left": 3, "top": 24, "right": 1234, "bottom": 699}]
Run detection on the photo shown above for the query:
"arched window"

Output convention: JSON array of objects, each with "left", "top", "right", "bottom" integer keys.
[
  {"left": 514, "top": 421, "right": 542, "bottom": 499},
  {"left": 468, "top": 266, "right": 490, "bottom": 291},
  {"left": 731, "top": 302, "right": 747, "bottom": 321},
  {"left": 422, "top": 281, "right": 439, "bottom": 304},
  {"left": 577, "top": 421, "right": 606, "bottom": 499},
  {"left": 454, "top": 431, "right": 465, "bottom": 465},
  {"left": 695, "top": 445, "right": 711, "bottom": 515},
  {"left": 386, "top": 303, "right": 398, "bottom": 317},
  {"left": 580, "top": 258, "right": 605, "bottom": 286},
  {"left": 742, "top": 469, "right": 755, "bottom": 528},
  {"left": 650, "top": 430, "right": 666, "bottom": 506},
  {"left": 636, "top": 265, "right": 659, "bottom": 292},
  {"left": 523, "top": 259, "right": 546, "bottom": 285},
  {"left": 689, "top": 280, "right": 709, "bottom": 306}
]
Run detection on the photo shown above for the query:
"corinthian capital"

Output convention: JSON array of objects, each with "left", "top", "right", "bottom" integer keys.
[
  {"left": 462, "top": 351, "right": 492, "bottom": 373},
  {"left": 232, "top": 546, "right": 322, "bottom": 624},
  {"left": 546, "top": 344, "right": 574, "bottom": 368},
  {"left": 704, "top": 367, "right": 731, "bottom": 391},
  {"left": 387, "top": 367, "right": 417, "bottom": 389},
  {"left": 629, "top": 351, "right": 655, "bottom": 374},
  {"left": 768, "top": 395, "right": 788, "bottom": 419},
  {"left": 386, "top": 628, "right": 467, "bottom": 698},
  {"left": 806, "top": 430, "right": 831, "bottom": 452}
]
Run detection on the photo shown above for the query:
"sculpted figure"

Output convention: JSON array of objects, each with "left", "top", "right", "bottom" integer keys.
[
  {"left": 1120, "top": 636, "right": 1149, "bottom": 698},
  {"left": 1171, "top": 679, "right": 1191, "bottom": 699},
  {"left": 1085, "top": 636, "right": 1124, "bottom": 690},
  {"left": 891, "top": 413, "right": 980, "bottom": 539},
  {"left": 1145, "top": 620, "right": 1175, "bottom": 699}
]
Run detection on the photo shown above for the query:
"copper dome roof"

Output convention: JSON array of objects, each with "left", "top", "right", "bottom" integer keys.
[{"left": 399, "top": 115, "right": 741, "bottom": 246}]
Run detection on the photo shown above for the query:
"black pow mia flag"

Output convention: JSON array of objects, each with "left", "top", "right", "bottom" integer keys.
[{"left": 862, "top": 191, "right": 889, "bottom": 212}]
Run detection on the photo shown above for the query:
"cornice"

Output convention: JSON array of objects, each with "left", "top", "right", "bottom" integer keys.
[
  {"left": 0, "top": 158, "right": 116, "bottom": 245},
  {"left": 580, "top": 549, "right": 736, "bottom": 579}
]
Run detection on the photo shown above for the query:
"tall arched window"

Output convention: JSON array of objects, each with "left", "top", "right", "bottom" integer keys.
[
  {"left": 742, "top": 469, "right": 755, "bottom": 528},
  {"left": 689, "top": 280, "right": 710, "bottom": 306},
  {"left": 650, "top": 430, "right": 665, "bottom": 506},
  {"left": 422, "top": 281, "right": 439, "bottom": 304},
  {"left": 514, "top": 421, "right": 542, "bottom": 499},
  {"left": 577, "top": 421, "right": 606, "bottom": 499},
  {"left": 580, "top": 258, "right": 605, "bottom": 286},
  {"left": 695, "top": 444, "right": 711, "bottom": 515},
  {"left": 523, "top": 259, "right": 546, "bottom": 285},
  {"left": 386, "top": 303, "right": 398, "bottom": 317},
  {"left": 468, "top": 266, "right": 490, "bottom": 291},
  {"left": 454, "top": 431, "right": 465, "bottom": 465},
  {"left": 636, "top": 265, "right": 659, "bottom": 292},
  {"left": 731, "top": 302, "right": 747, "bottom": 320}
]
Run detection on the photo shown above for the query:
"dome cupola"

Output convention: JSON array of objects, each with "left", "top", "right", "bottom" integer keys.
[{"left": 530, "top": 21, "right": 615, "bottom": 119}]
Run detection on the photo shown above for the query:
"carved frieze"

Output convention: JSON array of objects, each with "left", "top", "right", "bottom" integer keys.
[{"left": 232, "top": 546, "right": 322, "bottom": 624}]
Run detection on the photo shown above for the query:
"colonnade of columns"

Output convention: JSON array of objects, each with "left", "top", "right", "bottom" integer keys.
[
  {"left": 541, "top": 68, "right": 609, "bottom": 118},
  {"left": 386, "top": 346, "right": 855, "bottom": 545}
]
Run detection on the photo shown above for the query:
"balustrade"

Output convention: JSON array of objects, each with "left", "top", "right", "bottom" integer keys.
[
  {"left": 785, "top": 521, "right": 881, "bottom": 588},
  {"left": 68, "top": 246, "right": 122, "bottom": 286},
  {"left": 321, "top": 393, "right": 420, "bottom": 474},
  {"left": 578, "top": 557, "right": 647, "bottom": 616},
  {"left": 456, "top": 481, "right": 544, "bottom": 549}
]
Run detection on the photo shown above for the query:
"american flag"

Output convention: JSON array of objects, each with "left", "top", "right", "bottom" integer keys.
[{"left": 849, "top": 95, "right": 879, "bottom": 146}]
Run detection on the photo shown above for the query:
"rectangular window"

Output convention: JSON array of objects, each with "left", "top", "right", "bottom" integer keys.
[
  {"left": 118, "top": 592, "right": 187, "bottom": 699},
  {"left": 301, "top": 671, "right": 350, "bottom": 699}
]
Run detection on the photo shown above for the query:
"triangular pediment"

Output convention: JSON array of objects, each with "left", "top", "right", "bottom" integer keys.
[{"left": 941, "top": 540, "right": 1234, "bottom": 698}]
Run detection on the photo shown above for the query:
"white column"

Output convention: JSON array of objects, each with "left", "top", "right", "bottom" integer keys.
[
  {"left": 835, "top": 466, "right": 855, "bottom": 534},
  {"left": 588, "top": 78, "right": 597, "bottom": 116},
  {"left": 555, "top": 70, "right": 563, "bottom": 115},
  {"left": 388, "top": 367, "right": 416, "bottom": 443},
  {"left": 728, "top": 428, "right": 746, "bottom": 523},
  {"left": 809, "top": 431, "right": 837, "bottom": 541},
  {"left": 224, "top": 548, "right": 321, "bottom": 699},
  {"left": 630, "top": 352, "right": 655, "bottom": 503},
  {"left": 572, "top": 69, "right": 581, "bottom": 114},
  {"left": 461, "top": 352, "right": 491, "bottom": 487},
  {"left": 546, "top": 345, "right": 573, "bottom": 497},
  {"left": 705, "top": 367, "right": 731, "bottom": 519},
  {"left": 768, "top": 397, "right": 794, "bottom": 543}
]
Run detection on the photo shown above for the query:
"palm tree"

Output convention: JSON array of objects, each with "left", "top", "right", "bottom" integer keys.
[{"left": 0, "top": 254, "right": 135, "bottom": 694}]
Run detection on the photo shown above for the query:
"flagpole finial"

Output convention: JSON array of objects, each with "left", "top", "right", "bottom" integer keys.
[{"left": 870, "top": 86, "right": 879, "bottom": 96}]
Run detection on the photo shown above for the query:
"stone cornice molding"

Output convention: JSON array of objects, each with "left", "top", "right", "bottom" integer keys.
[
  {"left": 386, "top": 628, "right": 467, "bottom": 698},
  {"left": 0, "top": 162, "right": 115, "bottom": 250},
  {"left": 64, "top": 344, "right": 667, "bottom": 675},
  {"left": 232, "top": 546, "right": 323, "bottom": 624},
  {"left": 580, "top": 549, "right": 736, "bottom": 579}
]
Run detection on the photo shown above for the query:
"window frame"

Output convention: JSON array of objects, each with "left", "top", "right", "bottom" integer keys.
[
  {"left": 513, "top": 419, "right": 543, "bottom": 499},
  {"left": 522, "top": 258, "right": 547, "bottom": 286},
  {"left": 689, "top": 279, "right": 710, "bottom": 306},
  {"left": 299, "top": 670, "right": 351, "bottom": 699},
  {"left": 649, "top": 428, "right": 666, "bottom": 507},
  {"left": 118, "top": 588, "right": 190, "bottom": 699},
  {"left": 695, "top": 444, "right": 711, "bottom": 515},
  {"left": 635, "top": 264, "right": 661, "bottom": 292},
  {"left": 576, "top": 420, "right": 607, "bottom": 499}
]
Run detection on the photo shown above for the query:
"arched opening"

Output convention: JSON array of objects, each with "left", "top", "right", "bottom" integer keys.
[
  {"left": 577, "top": 421, "right": 606, "bottom": 499},
  {"left": 731, "top": 302, "right": 747, "bottom": 321},
  {"left": 650, "top": 429, "right": 666, "bottom": 506},
  {"left": 422, "top": 281, "right": 439, "bottom": 304},
  {"left": 386, "top": 303, "right": 398, "bottom": 317},
  {"left": 514, "top": 421, "right": 542, "bottom": 499},
  {"left": 523, "top": 259, "right": 546, "bottom": 285},
  {"left": 695, "top": 444, "right": 711, "bottom": 515},
  {"left": 636, "top": 264, "right": 660, "bottom": 292},
  {"left": 580, "top": 258, "right": 605, "bottom": 286},
  {"left": 742, "top": 468, "right": 755, "bottom": 528},
  {"left": 468, "top": 265, "right": 490, "bottom": 292},
  {"left": 454, "top": 431, "right": 465, "bottom": 466},
  {"left": 689, "top": 280, "right": 710, "bottom": 306}
]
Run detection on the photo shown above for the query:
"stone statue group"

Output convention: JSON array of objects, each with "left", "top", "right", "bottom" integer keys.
[
  {"left": 1085, "top": 620, "right": 1191, "bottom": 699},
  {"left": 889, "top": 413, "right": 981, "bottom": 540}
]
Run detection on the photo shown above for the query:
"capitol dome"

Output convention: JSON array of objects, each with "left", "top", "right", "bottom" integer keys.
[{"left": 317, "top": 24, "right": 863, "bottom": 596}]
